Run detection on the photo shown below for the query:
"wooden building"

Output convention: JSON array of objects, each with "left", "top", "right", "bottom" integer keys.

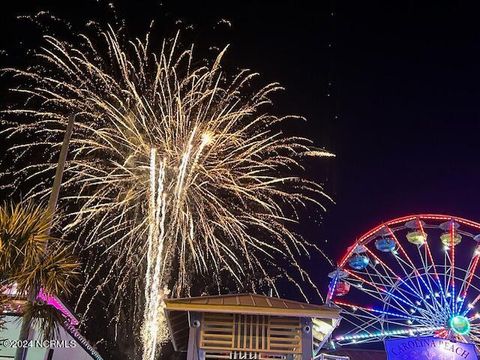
[{"left": 164, "top": 294, "right": 341, "bottom": 360}]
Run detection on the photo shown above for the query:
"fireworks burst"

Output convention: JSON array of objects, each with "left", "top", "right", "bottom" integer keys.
[{"left": 1, "top": 24, "right": 332, "bottom": 358}]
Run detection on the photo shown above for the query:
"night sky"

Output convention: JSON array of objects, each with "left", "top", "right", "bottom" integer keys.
[{"left": 1, "top": 0, "right": 480, "bottom": 358}]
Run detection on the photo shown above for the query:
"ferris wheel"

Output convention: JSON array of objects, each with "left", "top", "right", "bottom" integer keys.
[{"left": 327, "top": 214, "right": 480, "bottom": 349}]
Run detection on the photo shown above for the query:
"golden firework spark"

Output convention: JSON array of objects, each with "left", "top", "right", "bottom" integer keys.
[{"left": 1, "top": 27, "right": 332, "bottom": 358}]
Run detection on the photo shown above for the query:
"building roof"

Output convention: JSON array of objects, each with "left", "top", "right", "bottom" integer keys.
[
  {"left": 164, "top": 293, "right": 341, "bottom": 352},
  {"left": 164, "top": 293, "right": 340, "bottom": 318}
]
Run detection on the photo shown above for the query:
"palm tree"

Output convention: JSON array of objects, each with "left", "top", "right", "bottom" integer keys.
[{"left": 0, "top": 201, "right": 79, "bottom": 356}]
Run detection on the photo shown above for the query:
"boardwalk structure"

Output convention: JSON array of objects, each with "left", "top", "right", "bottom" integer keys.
[{"left": 164, "top": 293, "right": 340, "bottom": 360}]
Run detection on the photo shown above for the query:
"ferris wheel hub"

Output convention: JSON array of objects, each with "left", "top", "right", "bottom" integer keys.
[{"left": 449, "top": 315, "right": 471, "bottom": 335}]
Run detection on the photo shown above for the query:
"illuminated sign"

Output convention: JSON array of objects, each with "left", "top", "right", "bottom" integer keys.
[{"left": 385, "top": 336, "right": 478, "bottom": 360}]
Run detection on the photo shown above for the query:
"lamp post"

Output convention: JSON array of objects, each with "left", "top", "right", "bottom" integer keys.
[{"left": 14, "top": 114, "right": 75, "bottom": 360}]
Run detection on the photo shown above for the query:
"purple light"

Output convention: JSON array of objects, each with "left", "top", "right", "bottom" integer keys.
[{"left": 37, "top": 289, "right": 79, "bottom": 326}]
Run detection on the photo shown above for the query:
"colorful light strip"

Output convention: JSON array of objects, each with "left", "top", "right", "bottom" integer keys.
[
  {"left": 336, "top": 326, "right": 444, "bottom": 342},
  {"left": 463, "top": 254, "right": 480, "bottom": 299},
  {"left": 417, "top": 218, "right": 448, "bottom": 309},
  {"left": 327, "top": 272, "right": 340, "bottom": 302},
  {"left": 458, "top": 247, "right": 480, "bottom": 313},
  {"left": 450, "top": 221, "right": 456, "bottom": 314}
]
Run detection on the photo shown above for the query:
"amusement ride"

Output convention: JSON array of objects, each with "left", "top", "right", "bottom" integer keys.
[{"left": 327, "top": 214, "right": 480, "bottom": 350}]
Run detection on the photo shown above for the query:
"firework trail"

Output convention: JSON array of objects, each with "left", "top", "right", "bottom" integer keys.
[{"left": 1, "top": 24, "right": 332, "bottom": 358}]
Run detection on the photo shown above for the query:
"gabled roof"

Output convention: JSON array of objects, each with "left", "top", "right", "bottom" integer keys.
[
  {"left": 164, "top": 293, "right": 340, "bottom": 318},
  {"left": 164, "top": 293, "right": 340, "bottom": 352}
]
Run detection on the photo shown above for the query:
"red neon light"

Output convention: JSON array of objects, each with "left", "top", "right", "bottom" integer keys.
[
  {"left": 338, "top": 214, "right": 480, "bottom": 267},
  {"left": 450, "top": 221, "right": 456, "bottom": 287},
  {"left": 417, "top": 219, "right": 440, "bottom": 281},
  {"left": 334, "top": 300, "right": 373, "bottom": 312},
  {"left": 345, "top": 270, "right": 386, "bottom": 293},
  {"left": 386, "top": 225, "right": 421, "bottom": 280},
  {"left": 463, "top": 254, "right": 480, "bottom": 298},
  {"left": 365, "top": 248, "right": 401, "bottom": 281}
]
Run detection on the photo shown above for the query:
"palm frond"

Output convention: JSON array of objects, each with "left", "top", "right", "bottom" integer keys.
[
  {"left": 0, "top": 201, "right": 53, "bottom": 277},
  {"left": 19, "top": 301, "right": 65, "bottom": 340},
  {"left": 14, "top": 245, "right": 80, "bottom": 296}
]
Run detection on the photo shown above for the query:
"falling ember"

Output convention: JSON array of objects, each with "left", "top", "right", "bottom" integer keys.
[
  {"left": 142, "top": 148, "right": 167, "bottom": 359},
  {"left": 1, "top": 25, "right": 332, "bottom": 358}
]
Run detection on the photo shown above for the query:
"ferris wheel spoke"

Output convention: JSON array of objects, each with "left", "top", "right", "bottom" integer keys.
[
  {"left": 385, "top": 225, "right": 430, "bottom": 300},
  {"left": 334, "top": 300, "right": 426, "bottom": 324},
  {"left": 359, "top": 263, "right": 422, "bottom": 308},
  {"left": 449, "top": 222, "right": 457, "bottom": 314},
  {"left": 414, "top": 247, "right": 446, "bottom": 315},
  {"left": 364, "top": 259, "right": 398, "bottom": 290},
  {"left": 365, "top": 248, "right": 425, "bottom": 302},
  {"left": 468, "top": 326, "right": 480, "bottom": 341},
  {"left": 336, "top": 325, "right": 444, "bottom": 344},
  {"left": 442, "top": 250, "right": 456, "bottom": 317},
  {"left": 457, "top": 251, "right": 480, "bottom": 313},
  {"left": 338, "top": 315, "right": 383, "bottom": 335},
  {"left": 391, "top": 252, "right": 428, "bottom": 301},
  {"left": 345, "top": 270, "right": 418, "bottom": 310},
  {"left": 335, "top": 317, "right": 386, "bottom": 345},
  {"left": 342, "top": 278, "right": 415, "bottom": 317},
  {"left": 417, "top": 219, "right": 451, "bottom": 315},
  {"left": 464, "top": 294, "right": 480, "bottom": 317},
  {"left": 350, "top": 266, "right": 430, "bottom": 316},
  {"left": 363, "top": 263, "right": 397, "bottom": 290},
  {"left": 467, "top": 334, "right": 480, "bottom": 349},
  {"left": 344, "top": 315, "right": 410, "bottom": 328}
]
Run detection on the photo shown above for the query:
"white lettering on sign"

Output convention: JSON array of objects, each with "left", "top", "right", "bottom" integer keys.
[{"left": 385, "top": 336, "right": 478, "bottom": 360}]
